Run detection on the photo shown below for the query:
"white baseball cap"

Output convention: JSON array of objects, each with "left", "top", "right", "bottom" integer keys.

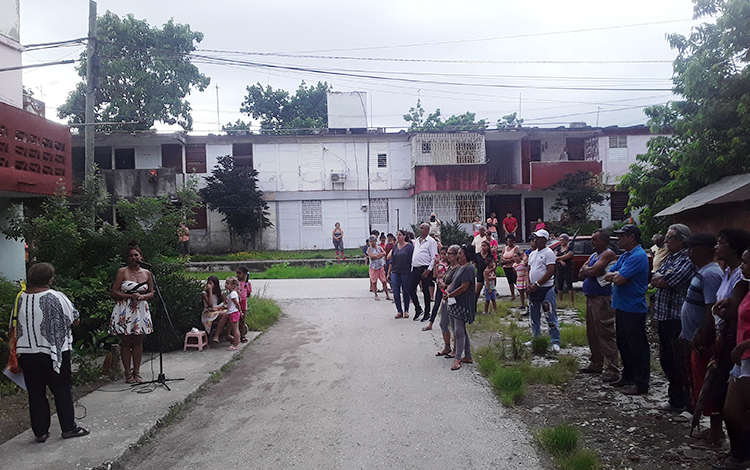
[{"left": 532, "top": 229, "right": 550, "bottom": 239}]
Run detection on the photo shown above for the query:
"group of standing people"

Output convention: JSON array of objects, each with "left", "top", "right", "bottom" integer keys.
[{"left": 576, "top": 223, "right": 750, "bottom": 470}]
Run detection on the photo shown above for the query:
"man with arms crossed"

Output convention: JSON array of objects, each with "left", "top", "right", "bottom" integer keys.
[
  {"left": 605, "top": 224, "right": 650, "bottom": 395},
  {"left": 579, "top": 229, "right": 620, "bottom": 383}
]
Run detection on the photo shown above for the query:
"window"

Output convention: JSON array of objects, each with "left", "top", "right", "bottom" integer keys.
[
  {"left": 610, "top": 191, "right": 629, "bottom": 220},
  {"left": 421, "top": 142, "right": 431, "bottom": 154},
  {"left": 609, "top": 136, "right": 627, "bottom": 148},
  {"left": 161, "top": 144, "right": 182, "bottom": 172},
  {"left": 232, "top": 143, "right": 253, "bottom": 170},
  {"left": 455, "top": 142, "right": 480, "bottom": 164},
  {"left": 415, "top": 192, "right": 484, "bottom": 224},
  {"left": 185, "top": 144, "right": 207, "bottom": 173},
  {"left": 369, "top": 198, "right": 388, "bottom": 224},
  {"left": 565, "top": 137, "right": 585, "bottom": 161},
  {"left": 114, "top": 148, "right": 135, "bottom": 169},
  {"left": 187, "top": 204, "right": 208, "bottom": 230},
  {"left": 377, "top": 153, "right": 387, "bottom": 168},
  {"left": 302, "top": 200, "right": 322, "bottom": 227},
  {"left": 94, "top": 146, "right": 112, "bottom": 170}
]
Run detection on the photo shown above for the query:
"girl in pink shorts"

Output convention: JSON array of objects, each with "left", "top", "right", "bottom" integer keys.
[{"left": 225, "top": 277, "right": 242, "bottom": 351}]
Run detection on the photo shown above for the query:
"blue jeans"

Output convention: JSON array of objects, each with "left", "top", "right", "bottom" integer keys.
[
  {"left": 390, "top": 272, "right": 411, "bottom": 314},
  {"left": 529, "top": 286, "right": 560, "bottom": 345}
]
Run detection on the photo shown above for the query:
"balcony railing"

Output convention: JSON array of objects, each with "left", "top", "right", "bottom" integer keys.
[
  {"left": 0, "top": 101, "right": 72, "bottom": 197},
  {"left": 410, "top": 133, "right": 486, "bottom": 166}
]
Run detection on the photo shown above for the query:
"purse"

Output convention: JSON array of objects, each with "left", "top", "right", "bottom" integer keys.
[{"left": 7, "top": 286, "right": 24, "bottom": 374}]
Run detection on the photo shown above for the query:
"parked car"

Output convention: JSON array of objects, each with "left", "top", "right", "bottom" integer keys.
[{"left": 547, "top": 236, "right": 641, "bottom": 281}]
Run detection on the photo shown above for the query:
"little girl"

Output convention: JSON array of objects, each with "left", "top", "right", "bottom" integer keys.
[
  {"left": 224, "top": 277, "right": 242, "bottom": 351},
  {"left": 513, "top": 251, "right": 528, "bottom": 309},
  {"left": 236, "top": 266, "right": 252, "bottom": 343},
  {"left": 366, "top": 236, "right": 390, "bottom": 301},
  {"left": 423, "top": 246, "right": 448, "bottom": 331},
  {"left": 483, "top": 257, "right": 498, "bottom": 315}
]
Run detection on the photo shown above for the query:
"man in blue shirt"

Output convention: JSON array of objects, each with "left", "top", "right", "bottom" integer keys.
[{"left": 605, "top": 224, "right": 650, "bottom": 395}]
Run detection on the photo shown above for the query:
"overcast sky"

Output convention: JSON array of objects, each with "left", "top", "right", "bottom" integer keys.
[{"left": 19, "top": 0, "right": 702, "bottom": 133}]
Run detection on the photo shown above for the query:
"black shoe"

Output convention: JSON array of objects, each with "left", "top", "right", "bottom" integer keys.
[
  {"left": 413, "top": 311, "right": 422, "bottom": 321},
  {"left": 421, "top": 316, "right": 431, "bottom": 322},
  {"left": 610, "top": 378, "right": 634, "bottom": 388}
]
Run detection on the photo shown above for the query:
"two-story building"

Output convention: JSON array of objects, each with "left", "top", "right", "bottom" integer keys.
[{"left": 1, "top": 0, "right": 72, "bottom": 281}]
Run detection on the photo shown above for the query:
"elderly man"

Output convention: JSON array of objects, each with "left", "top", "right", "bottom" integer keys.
[
  {"left": 579, "top": 229, "right": 620, "bottom": 382},
  {"left": 472, "top": 226, "right": 487, "bottom": 254},
  {"left": 409, "top": 223, "right": 438, "bottom": 321},
  {"left": 651, "top": 223, "right": 696, "bottom": 411},
  {"left": 525, "top": 229, "right": 561, "bottom": 351},
  {"left": 651, "top": 233, "right": 668, "bottom": 274},
  {"left": 605, "top": 224, "right": 650, "bottom": 395}
]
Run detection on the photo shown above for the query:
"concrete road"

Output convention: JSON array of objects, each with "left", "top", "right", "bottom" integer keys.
[{"left": 123, "top": 279, "right": 542, "bottom": 469}]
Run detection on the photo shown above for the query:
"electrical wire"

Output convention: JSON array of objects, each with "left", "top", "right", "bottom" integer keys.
[{"left": 22, "top": 37, "right": 88, "bottom": 51}]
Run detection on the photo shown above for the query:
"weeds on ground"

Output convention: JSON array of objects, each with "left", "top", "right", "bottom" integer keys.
[
  {"left": 535, "top": 423, "right": 601, "bottom": 470},
  {"left": 490, "top": 367, "right": 525, "bottom": 406},
  {"left": 190, "top": 249, "right": 358, "bottom": 262},
  {"left": 184, "top": 263, "right": 369, "bottom": 281},
  {"left": 531, "top": 336, "right": 551, "bottom": 355},
  {"left": 246, "top": 291, "right": 281, "bottom": 332},
  {"left": 556, "top": 293, "right": 587, "bottom": 321},
  {"left": 560, "top": 323, "right": 588, "bottom": 347}
]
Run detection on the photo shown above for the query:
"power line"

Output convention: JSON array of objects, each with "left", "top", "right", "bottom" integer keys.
[
  {"left": 293, "top": 18, "right": 693, "bottom": 54},
  {"left": 0, "top": 59, "right": 76, "bottom": 73},
  {"left": 22, "top": 38, "right": 88, "bottom": 51}
]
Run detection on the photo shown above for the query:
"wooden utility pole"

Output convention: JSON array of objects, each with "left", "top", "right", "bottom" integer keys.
[{"left": 84, "top": 0, "right": 97, "bottom": 176}]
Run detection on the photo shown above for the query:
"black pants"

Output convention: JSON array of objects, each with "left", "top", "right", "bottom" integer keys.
[
  {"left": 409, "top": 265, "right": 432, "bottom": 315},
  {"left": 658, "top": 319, "right": 690, "bottom": 409},
  {"left": 19, "top": 351, "right": 77, "bottom": 437},
  {"left": 615, "top": 309, "right": 650, "bottom": 390}
]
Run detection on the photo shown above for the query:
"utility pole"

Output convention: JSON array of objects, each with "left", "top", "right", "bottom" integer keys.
[
  {"left": 84, "top": 0, "right": 97, "bottom": 176},
  {"left": 215, "top": 84, "right": 220, "bottom": 132}
]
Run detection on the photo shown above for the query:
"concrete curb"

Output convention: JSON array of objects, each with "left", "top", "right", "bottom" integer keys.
[{"left": 0, "top": 331, "right": 261, "bottom": 470}]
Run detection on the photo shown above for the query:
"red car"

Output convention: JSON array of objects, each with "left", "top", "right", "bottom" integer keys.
[{"left": 546, "top": 236, "right": 629, "bottom": 281}]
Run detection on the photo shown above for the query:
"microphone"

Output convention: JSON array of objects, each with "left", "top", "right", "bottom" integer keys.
[{"left": 138, "top": 260, "right": 153, "bottom": 269}]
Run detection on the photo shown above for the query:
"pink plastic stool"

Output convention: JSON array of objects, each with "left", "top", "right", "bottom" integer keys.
[{"left": 184, "top": 331, "right": 208, "bottom": 351}]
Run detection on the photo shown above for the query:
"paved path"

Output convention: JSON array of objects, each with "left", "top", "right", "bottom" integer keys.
[{"left": 121, "top": 279, "right": 541, "bottom": 469}]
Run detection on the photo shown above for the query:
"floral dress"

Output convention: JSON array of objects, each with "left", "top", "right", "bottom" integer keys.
[{"left": 109, "top": 281, "right": 153, "bottom": 335}]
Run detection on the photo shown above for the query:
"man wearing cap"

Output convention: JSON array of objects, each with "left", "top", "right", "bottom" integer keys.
[
  {"left": 578, "top": 228, "right": 620, "bottom": 382},
  {"left": 681, "top": 233, "right": 723, "bottom": 424},
  {"left": 605, "top": 224, "right": 651, "bottom": 395},
  {"left": 651, "top": 224, "right": 696, "bottom": 410},
  {"left": 526, "top": 229, "right": 561, "bottom": 351}
]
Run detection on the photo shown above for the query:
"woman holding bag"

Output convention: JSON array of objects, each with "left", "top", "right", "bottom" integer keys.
[{"left": 16, "top": 262, "right": 89, "bottom": 442}]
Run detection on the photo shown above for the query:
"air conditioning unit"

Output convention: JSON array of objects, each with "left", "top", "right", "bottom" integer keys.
[{"left": 331, "top": 172, "right": 346, "bottom": 183}]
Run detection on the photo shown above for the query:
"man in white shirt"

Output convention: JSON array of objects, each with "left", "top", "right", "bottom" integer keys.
[
  {"left": 526, "top": 229, "right": 561, "bottom": 351},
  {"left": 410, "top": 223, "right": 438, "bottom": 321},
  {"left": 472, "top": 226, "right": 487, "bottom": 253}
]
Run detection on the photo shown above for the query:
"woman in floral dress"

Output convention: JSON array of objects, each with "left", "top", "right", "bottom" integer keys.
[{"left": 109, "top": 242, "right": 153, "bottom": 384}]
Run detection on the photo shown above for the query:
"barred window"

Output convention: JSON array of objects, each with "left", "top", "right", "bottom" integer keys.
[
  {"left": 609, "top": 136, "right": 627, "bottom": 148},
  {"left": 455, "top": 142, "right": 480, "bottom": 164},
  {"left": 415, "top": 192, "right": 484, "bottom": 224},
  {"left": 377, "top": 153, "right": 387, "bottom": 168},
  {"left": 369, "top": 198, "right": 388, "bottom": 224},
  {"left": 421, "top": 142, "right": 431, "bottom": 154},
  {"left": 302, "top": 200, "right": 322, "bottom": 227}
]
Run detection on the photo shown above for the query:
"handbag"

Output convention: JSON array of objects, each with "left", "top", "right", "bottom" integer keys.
[{"left": 7, "top": 285, "right": 25, "bottom": 374}]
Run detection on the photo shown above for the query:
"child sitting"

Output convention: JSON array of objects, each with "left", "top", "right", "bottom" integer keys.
[
  {"left": 483, "top": 257, "right": 498, "bottom": 315},
  {"left": 513, "top": 251, "right": 528, "bottom": 309}
]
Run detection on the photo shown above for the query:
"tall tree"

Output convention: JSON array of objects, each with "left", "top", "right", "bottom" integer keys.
[
  {"left": 200, "top": 155, "right": 272, "bottom": 248},
  {"left": 403, "top": 99, "right": 487, "bottom": 131},
  {"left": 551, "top": 170, "right": 607, "bottom": 225},
  {"left": 619, "top": 0, "right": 750, "bottom": 236},
  {"left": 239, "top": 81, "right": 331, "bottom": 133},
  {"left": 58, "top": 11, "right": 210, "bottom": 131}
]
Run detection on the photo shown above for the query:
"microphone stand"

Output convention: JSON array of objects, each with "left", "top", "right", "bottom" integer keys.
[{"left": 137, "top": 260, "right": 184, "bottom": 391}]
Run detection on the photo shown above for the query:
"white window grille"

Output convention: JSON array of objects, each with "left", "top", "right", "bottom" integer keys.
[
  {"left": 302, "top": 200, "right": 322, "bottom": 227},
  {"left": 609, "top": 136, "right": 628, "bottom": 148},
  {"left": 410, "top": 133, "right": 486, "bottom": 166},
  {"left": 585, "top": 136, "right": 600, "bottom": 161},
  {"left": 415, "top": 192, "right": 485, "bottom": 224},
  {"left": 369, "top": 198, "right": 389, "bottom": 224},
  {"left": 377, "top": 153, "right": 387, "bottom": 168}
]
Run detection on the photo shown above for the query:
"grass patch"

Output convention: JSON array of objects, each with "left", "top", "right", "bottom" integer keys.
[
  {"left": 535, "top": 423, "right": 600, "bottom": 470},
  {"left": 556, "top": 292, "right": 587, "bottom": 321},
  {"left": 190, "top": 249, "right": 359, "bottom": 262},
  {"left": 489, "top": 367, "right": 525, "bottom": 406},
  {"left": 560, "top": 323, "right": 588, "bottom": 347},
  {"left": 535, "top": 423, "right": 580, "bottom": 456},
  {"left": 246, "top": 295, "right": 281, "bottom": 332},
  {"left": 184, "top": 262, "right": 369, "bottom": 281},
  {"left": 531, "top": 336, "right": 551, "bottom": 355}
]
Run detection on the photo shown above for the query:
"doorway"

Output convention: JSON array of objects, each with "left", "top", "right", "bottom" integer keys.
[{"left": 524, "top": 197, "right": 544, "bottom": 241}]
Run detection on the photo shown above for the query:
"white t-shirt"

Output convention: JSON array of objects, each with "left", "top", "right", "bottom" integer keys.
[
  {"left": 528, "top": 247, "right": 556, "bottom": 288},
  {"left": 227, "top": 290, "right": 240, "bottom": 314},
  {"left": 471, "top": 234, "right": 485, "bottom": 253}
]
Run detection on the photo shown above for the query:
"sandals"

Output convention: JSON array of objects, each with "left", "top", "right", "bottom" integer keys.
[
  {"left": 35, "top": 432, "right": 50, "bottom": 443},
  {"left": 228, "top": 345, "right": 241, "bottom": 351},
  {"left": 240, "top": 337, "right": 248, "bottom": 343},
  {"left": 132, "top": 373, "right": 143, "bottom": 384},
  {"left": 436, "top": 349, "right": 451, "bottom": 356},
  {"left": 62, "top": 426, "right": 90, "bottom": 439},
  {"left": 422, "top": 326, "right": 432, "bottom": 331},
  {"left": 395, "top": 313, "right": 403, "bottom": 319},
  {"left": 451, "top": 360, "right": 462, "bottom": 371},
  {"left": 125, "top": 373, "right": 135, "bottom": 384}
]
